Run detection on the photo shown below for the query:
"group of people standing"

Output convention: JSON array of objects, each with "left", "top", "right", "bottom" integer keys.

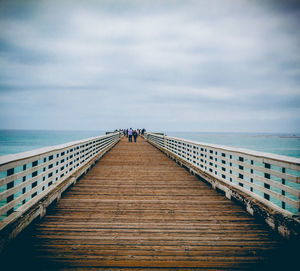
[{"left": 123, "top": 128, "right": 146, "bottom": 143}]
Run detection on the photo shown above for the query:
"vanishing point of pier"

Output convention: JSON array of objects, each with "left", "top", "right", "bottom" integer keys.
[{"left": 0, "top": 133, "right": 299, "bottom": 270}]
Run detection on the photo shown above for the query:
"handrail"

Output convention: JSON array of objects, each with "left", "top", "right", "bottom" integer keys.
[
  {"left": 0, "top": 132, "right": 122, "bottom": 227},
  {"left": 145, "top": 132, "right": 300, "bottom": 216}
]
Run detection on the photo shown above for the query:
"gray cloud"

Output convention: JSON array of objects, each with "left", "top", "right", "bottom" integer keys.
[{"left": 0, "top": 0, "right": 300, "bottom": 132}]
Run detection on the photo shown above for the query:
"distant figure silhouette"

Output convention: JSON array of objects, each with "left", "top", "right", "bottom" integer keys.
[
  {"left": 133, "top": 130, "right": 138, "bottom": 142},
  {"left": 128, "top": 128, "right": 133, "bottom": 143}
]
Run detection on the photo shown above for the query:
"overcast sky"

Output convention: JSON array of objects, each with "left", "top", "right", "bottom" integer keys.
[{"left": 0, "top": 0, "right": 300, "bottom": 132}]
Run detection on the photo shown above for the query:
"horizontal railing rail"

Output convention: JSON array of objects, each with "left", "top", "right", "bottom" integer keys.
[
  {"left": 0, "top": 132, "right": 122, "bottom": 228},
  {"left": 145, "top": 133, "right": 300, "bottom": 216}
]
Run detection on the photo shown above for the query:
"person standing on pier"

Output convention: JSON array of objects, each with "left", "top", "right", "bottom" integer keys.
[
  {"left": 128, "top": 128, "right": 133, "bottom": 143},
  {"left": 133, "top": 129, "right": 138, "bottom": 142}
]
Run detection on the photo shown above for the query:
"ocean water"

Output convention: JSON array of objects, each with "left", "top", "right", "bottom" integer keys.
[
  {"left": 166, "top": 132, "right": 300, "bottom": 158},
  {"left": 0, "top": 130, "right": 106, "bottom": 157}
]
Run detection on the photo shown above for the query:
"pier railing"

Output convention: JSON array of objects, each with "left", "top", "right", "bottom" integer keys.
[
  {"left": 145, "top": 133, "right": 300, "bottom": 217},
  {"left": 0, "top": 132, "right": 122, "bottom": 229}
]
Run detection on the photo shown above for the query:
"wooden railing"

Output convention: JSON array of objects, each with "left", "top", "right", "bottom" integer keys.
[
  {"left": 0, "top": 132, "right": 122, "bottom": 229},
  {"left": 145, "top": 133, "right": 300, "bottom": 216}
]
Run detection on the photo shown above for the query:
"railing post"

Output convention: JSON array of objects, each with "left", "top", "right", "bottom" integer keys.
[
  {"left": 282, "top": 167, "right": 286, "bottom": 210},
  {"left": 238, "top": 157, "right": 244, "bottom": 187},
  {"left": 264, "top": 163, "right": 271, "bottom": 201},
  {"left": 250, "top": 160, "right": 254, "bottom": 192},
  {"left": 22, "top": 164, "right": 26, "bottom": 205},
  {"left": 31, "top": 160, "right": 38, "bottom": 198},
  {"left": 6, "top": 168, "right": 14, "bottom": 216}
]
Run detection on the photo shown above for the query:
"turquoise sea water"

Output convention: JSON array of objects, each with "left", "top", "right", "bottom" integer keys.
[
  {"left": 0, "top": 130, "right": 106, "bottom": 157},
  {"left": 166, "top": 132, "right": 300, "bottom": 158}
]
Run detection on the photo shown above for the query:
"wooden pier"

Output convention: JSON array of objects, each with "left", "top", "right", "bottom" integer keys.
[{"left": 0, "top": 137, "right": 297, "bottom": 270}]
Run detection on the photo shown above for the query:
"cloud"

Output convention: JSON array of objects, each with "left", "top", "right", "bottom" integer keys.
[{"left": 0, "top": 0, "right": 299, "bottom": 132}]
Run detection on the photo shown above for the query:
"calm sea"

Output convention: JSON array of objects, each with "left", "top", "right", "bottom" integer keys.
[
  {"left": 0, "top": 130, "right": 106, "bottom": 157},
  {"left": 0, "top": 130, "right": 299, "bottom": 158}
]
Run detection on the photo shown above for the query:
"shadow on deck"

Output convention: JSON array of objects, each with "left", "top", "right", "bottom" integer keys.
[{"left": 0, "top": 137, "right": 298, "bottom": 270}]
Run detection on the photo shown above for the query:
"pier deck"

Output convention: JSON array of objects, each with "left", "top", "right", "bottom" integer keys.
[{"left": 1, "top": 137, "right": 293, "bottom": 270}]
